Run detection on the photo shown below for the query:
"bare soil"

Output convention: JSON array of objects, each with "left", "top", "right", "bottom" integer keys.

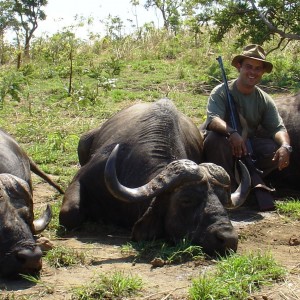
[{"left": 1, "top": 179, "right": 300, "bottom": 300}]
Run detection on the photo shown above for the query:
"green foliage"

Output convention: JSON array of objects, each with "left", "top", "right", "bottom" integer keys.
[
  {"left": 144, "top": 0, "right": 183, "bottom": 33},
  {"left": 270, "top": 52, "right": 300, "bottom": 88},
  {"left": 122, "top": 239, "right": 205, "bottom": 264},
  {"left": 44, "top": 245, "right": 88, "bottom": 268},
  {"left": 103, "top": 15, "right": 124, "bottom": 40},
  {"left": 86, "top": 58, "right": 121, "bottom": 95},
  {"left": 73, "top": 271, "right": 143, "bottom": 300},
  {"left": 11, "top": 0, "right": 48, "bottom": 58},
  {"left": 189, "top": 251, "right": 286, "bottom": 300},
  {"left": 0, "top": 69, "right": 25, "bottom": 107},
  {"left": 27, "top": 131, "right": 79, "bottom": 166},
  {"left": 0, "top": 28, "right": 297, "bottom": 300},
  {"left": 276, "top": 199, "right": 300, "bottom": 220},
  {"left": 71, "top": 82, "right": 99, "bottom": 104},
  {"left": 0, "top": 0, "right": 16, "bottom": 33},
  {"left": 192, "top": 0, "right": 300, "bottom": 47},
  {"left": 31, "top": 32, "right": 79, "bottom": 65},
  {"left": 164, "top": 242, "right": 204, "bottom": 264}
]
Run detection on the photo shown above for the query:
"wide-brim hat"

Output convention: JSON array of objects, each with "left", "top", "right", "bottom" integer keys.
[{"left": 231, "top": 44, "right": 273, "bottom": 73}]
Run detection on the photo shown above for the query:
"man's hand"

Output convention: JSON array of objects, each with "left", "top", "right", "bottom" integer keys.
[
  {"left": 228, "top": 132, "right": 248, "bottom": 158},
  {"left": 272, "top": 146, "right": 290, "bottom": 170}
]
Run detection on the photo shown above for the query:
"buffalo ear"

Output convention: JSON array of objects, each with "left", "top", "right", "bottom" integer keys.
[{"left": 131, "top": 197, "right": 167, "bottom": 241}]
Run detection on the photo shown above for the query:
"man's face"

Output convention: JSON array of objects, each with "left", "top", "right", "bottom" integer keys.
[{"left": 237, "top": 58, "right": 265, "bottom": 88}]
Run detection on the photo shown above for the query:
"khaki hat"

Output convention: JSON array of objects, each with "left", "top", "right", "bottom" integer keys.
[{"left": 231, "top": 44, "right": 273, "bottom": 73}]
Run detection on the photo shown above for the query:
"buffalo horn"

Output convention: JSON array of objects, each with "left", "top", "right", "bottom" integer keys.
[
  {"left": 33, "top": 204, "right": 52, "bottom": 234},
  {"left": 227, "top": 160, "right": 251, "bottom": 209},
  {"left": 104, "top": 144, "right": 205, "bottom": 202}
]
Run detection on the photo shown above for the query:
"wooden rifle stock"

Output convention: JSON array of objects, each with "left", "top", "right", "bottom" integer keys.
[{"left": 216, "top": 56, "right": 275, "bottom": 211}]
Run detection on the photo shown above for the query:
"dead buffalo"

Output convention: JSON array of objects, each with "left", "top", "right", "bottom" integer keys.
[
  {"left": 59, "top": 99, "right": 250, "bottom": 255},
  {"left": 265, "top": 92, "right": 300, "bottom": 196},
  {"left": 0, "top": 128, "right": 63, "bottom": 277}
]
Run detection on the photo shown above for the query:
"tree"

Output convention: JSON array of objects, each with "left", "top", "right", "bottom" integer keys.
[
  {"left": 191, "top": 0, "right": 300, "bottom": 50},
  {"left": 0, "top": 0, "right": 16, "bottom": 63},
  {"left": 144, "top": 0, "right": 184, "bottom": 33},
  {"left": 13, "top": 0, "right": 48, "bottom": 59},
  {"left": 130, "top": 0, "right": 140, "bottom": 31},
  {"left": 103, "top": 15, "right": 125, "bottom": 40},
  {"left": 0, "top": 0, "right": 15, "bottom": 34}
]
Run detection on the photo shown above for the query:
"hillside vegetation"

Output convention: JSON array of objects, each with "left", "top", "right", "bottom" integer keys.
[
  {"left": 0, "top": 30, "right": 299, "bottom": 187},
  {"left": 1, "top": 29, "right": 300, "bottom": 300}
]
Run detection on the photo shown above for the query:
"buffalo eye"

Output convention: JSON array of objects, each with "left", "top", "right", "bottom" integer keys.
[
  {"left": 177, "top": 188, "right": 206, "bottom": 207},
  {"left": 17, "top": 207, "right": 32, "bottom": 224}
]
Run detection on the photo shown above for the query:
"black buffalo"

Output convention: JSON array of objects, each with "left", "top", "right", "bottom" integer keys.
[
  {"left": 265, "top": 92, "right": 300, "bottom": 196},
  {"left": 59, "top": 99, "right": 250, "bottom": 255},
  {"left": 0, "top": 128, "right": 63, "bottom": 277}
]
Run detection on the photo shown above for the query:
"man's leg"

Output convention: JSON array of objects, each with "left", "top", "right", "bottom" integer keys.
[{"left": 250, "top": 137, "right": 279, "bottom": 177}]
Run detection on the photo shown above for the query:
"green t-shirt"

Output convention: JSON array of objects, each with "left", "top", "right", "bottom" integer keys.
[{"left": 205, "top": 79, "right": 286, "bottom": 138}]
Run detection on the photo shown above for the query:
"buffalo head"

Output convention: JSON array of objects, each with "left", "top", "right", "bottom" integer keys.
[
  {"left": 105, "top": 144, "right": 250, "bottom": 255},
  {"left": 0, "top": 174, "right": 52, "bottom": 277}
]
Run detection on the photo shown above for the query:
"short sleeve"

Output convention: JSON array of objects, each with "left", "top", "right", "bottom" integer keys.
[{"left": 205, "top": 84, "right": 227, "bottom": 127}]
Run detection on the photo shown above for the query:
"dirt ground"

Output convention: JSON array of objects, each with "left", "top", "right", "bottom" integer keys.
[{"left": 1, "top": 180, "right": 300, "bottom": 300}]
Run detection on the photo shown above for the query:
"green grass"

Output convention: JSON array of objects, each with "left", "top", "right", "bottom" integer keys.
[
  {"left": 20, "top": 274, "right": 54, "bottom": 295},
  {"left": 44, "top": 245, "right": 89, "bottom": 268},
  {"left": 276, "top": 199, "right": 300, "bottom": 220},
  {"left": 0, "top": 33, "right": 298, "bottom": 299},
  {"left": 121, "top": 239, "right": 205, "bottom": 264},
  {"left": 188, "top": 251, "right": 286, "bottom": 300},
  {"left": 73, "top": 271, "right": 143, "bottom": 300}
]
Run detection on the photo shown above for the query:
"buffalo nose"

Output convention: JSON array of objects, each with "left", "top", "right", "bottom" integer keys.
[
  {"left": 215, "top": 227, "right": 238, "bottom": 253},
  {"left": 16, "top": 246, "right": 43, "bottom": 273}
]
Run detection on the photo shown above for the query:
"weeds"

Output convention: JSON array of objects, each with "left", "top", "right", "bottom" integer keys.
[
  {"left": 276, "top": 199, "right": 300, "bottom": 220},
  {"left": 44, "top": 245, "right": 88, "bottom": 268},
  {"left": 20, "top": 274, "right": 54, "bottom": 295},
  {"left": 0, "top": 70, "right": 24, "bottom": 108},
  {"left": 73, "top": 271, "right": 143, "bottom": 300},
  {"left": 121, "top": 239, "right": 205, "bottom": 264},
  {"left": 188, "top": 251, "right": 286, "bottom": 300}
]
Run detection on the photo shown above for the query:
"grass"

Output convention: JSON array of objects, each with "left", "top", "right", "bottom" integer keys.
[
  {"left": 188, "top": 251, "right": 286, "bottom": 300},
  {"left": 21, "top": 274, "right": 54, "bottom": 295},
  {"left": 275, "top": 199, "right": 300, "bottom": 220},
  {"left": 44, "top": 245, "right": 89, "bottom": 268},
  {"left": 121, "top": 239, "right": 205, "bottom": 264},
  {"left": 73, "top": 271, "right": 143, "bottom": 300},
  {"left": 0, "top": 33, "right": 298, "bottom": 299}
]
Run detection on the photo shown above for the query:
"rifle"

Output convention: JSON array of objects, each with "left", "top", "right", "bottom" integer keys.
[{"left": 216, "top": 56, "right": 275, "bottom": 211}]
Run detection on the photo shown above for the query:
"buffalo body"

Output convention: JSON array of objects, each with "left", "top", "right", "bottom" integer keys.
[
  {"left": 0, "top": 128, "right": 62, "bottom": 277},
  {"left": 60, "top": 99, "right": 249, "bottom": 255},
  {"left": 265, "top": 92, "right": 300, "bottom": 195}
]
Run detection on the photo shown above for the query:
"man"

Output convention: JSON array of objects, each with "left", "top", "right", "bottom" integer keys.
[{"left": 202, "top": 44, "right": 292, "bottom": 208}]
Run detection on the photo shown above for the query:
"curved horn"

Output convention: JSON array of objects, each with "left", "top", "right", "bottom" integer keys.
[
  {"left": 227, "top": 160, "right": 251, "bottom": 209},
  {"left": 104, "top": 144, "right": 204, "bottom": 202},
  {"left": 33, "top": 204, "right": 52, "bottom": 234}
]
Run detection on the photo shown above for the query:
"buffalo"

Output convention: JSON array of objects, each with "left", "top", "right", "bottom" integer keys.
[
  {"left": 59, "top": 98, "right": 250, "bottom": 255},
  {"left": 0, "top": 128, "right": 63, "bottom": 277},
  {"left": 264, "top": 92, "right": 300, "bottom": 196}
]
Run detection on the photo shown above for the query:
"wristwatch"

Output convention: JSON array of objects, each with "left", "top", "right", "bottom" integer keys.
[
  {"left": 227, "top": 129, "right": 238, "bottom": 137},
  {"left": 281, "top": 143, "right": 293, "bottom": 153}
]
